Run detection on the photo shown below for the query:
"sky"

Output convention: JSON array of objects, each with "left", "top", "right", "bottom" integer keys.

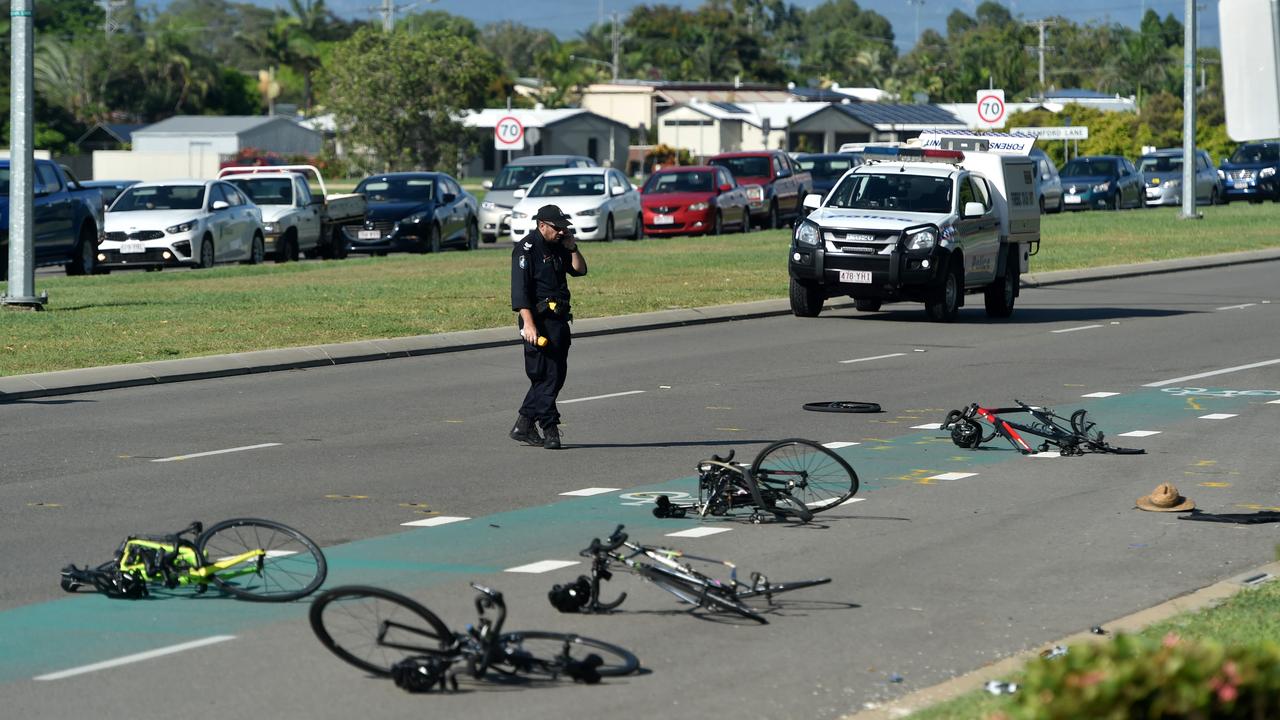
[{"left": 297, "top": 0, "right": 1222, "bottom": 51}]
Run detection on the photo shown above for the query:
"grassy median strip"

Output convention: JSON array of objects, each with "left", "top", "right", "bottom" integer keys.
[{"left": 2, "top": 203, "right": 1278, "bottom": 377}]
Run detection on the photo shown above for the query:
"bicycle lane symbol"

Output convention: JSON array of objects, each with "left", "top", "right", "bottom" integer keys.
[{"left": 619, "top": 491, "right": 692, "bottom": 506}]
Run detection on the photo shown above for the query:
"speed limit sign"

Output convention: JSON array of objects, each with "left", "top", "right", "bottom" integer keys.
[
  {"left": 494, "top": 115, "right": 525, "bottom": 150},
  {"left": 976, "top": 90, "right": 1006, "bottom": 129}
]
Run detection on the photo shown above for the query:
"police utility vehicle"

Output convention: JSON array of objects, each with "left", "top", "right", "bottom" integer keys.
[{"left": 788, "top": 133, "right": 1040, "bottom": 322}]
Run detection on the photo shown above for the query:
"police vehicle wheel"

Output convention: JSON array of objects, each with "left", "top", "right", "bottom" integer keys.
[
  {"left": 984, "top": 248, "right": 1018, "bottom": 318},
  {"left": 853, "top": 298, "right": 881, "bottom": 312},
  {"left": 789, "top": 278, "right": 823, "bottom": 317},
  {"left": 926, "top": 264, "right": 961, "bottom": 323}
]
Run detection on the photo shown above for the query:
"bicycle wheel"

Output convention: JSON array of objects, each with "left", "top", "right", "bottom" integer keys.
[
  {"left": 310, "top": 585, "right": 453, "bottom": 677},
  {"left": 803, "top": 401, "right": 882, "bottom": 413},
  {"left": 751, "top": 439, "right": 858, "bottom": 513},
  {"left": 196, "top": 518, "right": 327, "bottom": 601},
  {"left": 493, "top": 631, "right": 639, "bottom": 679},
  {"left": 640, "top": 565, "right": 766, "bottom": 624}
]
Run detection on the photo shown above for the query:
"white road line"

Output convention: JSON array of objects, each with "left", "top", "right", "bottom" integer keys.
[
  {"left": 1051, "top": 324, "right": 1104, "bottom": 334},
  {"left": 665, "top": 527, "right": 732, "bottom": 538},
  {"left": 401, "top": 516, "right": 470, "bottom": 528},
  {"left": 1118, "top": 430, "right": 1162, "bottom": 438},
  {"left": 559, "top": 390, "right": 646, "bottom": 404},
  {"left": 1143, "top": 359, "right": 1280, "bottom": 387},
  {"left": 1028, "top": 451, "right": 1061, "bottom": 458},
  {"left": 806, "top": 496, "right": 867, "bottom": 509},
  {"left": 911, "top": 423, "right": 943, "bottom": 430},
  {"left": 151, "top": 443, "right": 281, "bottom": 463},
  {"left": 34, "top": 636, "right": 236, "bottom": 681},
  {"left": 559, "top": 487, "right": 620, "bottom": 497},
  {"left": 839, "top": 352, "right": 906, "bottom": 365},
  {"left": 505, "top": 560, "right": 579, "bottom": 574},
  {"left": 1269, "top": 400, "right": 1280, "bottom": 405},
  {"left": 1216, "top": 303, "right": 1257, "bottom": 310},
  {"left": 823, "top": 441, "right": 861, "bottom": 449},
  {"left": 1081, "top": 392, "right": 1121, "bottom": 398},
  {"left": 928, "top": 472, "right": 979, "bottom": 481},
  {"left": 1199, "top": 413, "right": 1238, "bottom": 420}
]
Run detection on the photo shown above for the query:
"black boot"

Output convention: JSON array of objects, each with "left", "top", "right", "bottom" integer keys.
[
  {"left": 542, "top": 423, "right": 562, "bottom": 450},
  {"left": 510, "top": 415, "right": 543, "bottom": 446}
]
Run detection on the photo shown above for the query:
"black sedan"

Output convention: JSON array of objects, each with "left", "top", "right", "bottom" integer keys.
[
  {"left": 344, "top": 172, "right": 479, "bottom": 254},
  {"left": 1059, "top": 155, "right": 1145, "bottom": 211}
]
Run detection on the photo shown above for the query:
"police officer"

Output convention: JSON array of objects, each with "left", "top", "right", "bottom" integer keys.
[{"left": 510, "top": 204, "right": 588, "bottom": 449}]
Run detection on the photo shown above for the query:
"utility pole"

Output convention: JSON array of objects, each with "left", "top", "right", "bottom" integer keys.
[
  {"left": 99, "top": 0, "right": 128, "bottom": 37},
  {"left": 374, "top": 0, "right": 430, "bottom": 32},
  {"left": 1025, "top": 19, "right": 1054, "bottom": 97},
  {"left": 4, "top": 0, "right": 45, "bottom": 309},
  {"left": 906, "top": 0, "right": 925, "bottom": 45},
  {"left": 610, "top": 12, "right": 621, "bottom": 82},
  {"left": 1179, "top": 0, "right": 1199, "bottom": 220}
]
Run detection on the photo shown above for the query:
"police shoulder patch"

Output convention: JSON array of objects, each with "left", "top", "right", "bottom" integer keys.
[
  {"left": 519, "top": 255, "right": 527, "bottom": 269},
  {"left": 522, "top": 241, "right": 533, "bottom": 250}
]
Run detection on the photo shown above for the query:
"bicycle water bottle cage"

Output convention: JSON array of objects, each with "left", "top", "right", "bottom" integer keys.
[
  {"left": 391, "top": 656, "right": 450, "bottom": 693},
  {"left": 548, "top": 575, "right": 593, "bottom": 613}
]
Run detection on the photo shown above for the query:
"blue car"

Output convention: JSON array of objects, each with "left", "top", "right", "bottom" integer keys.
[
  {"left": 1059, "top": 155, "right": 1145, "bottom": 211},
  {"left": 1218, "top": 141, "right": 1279, "bottom": 204},
  {"left": 344, "top": 172, "right": 479, "bottom": 254},
  {"left": 794, "top": 153, "right": 862, "bottom": 199}
]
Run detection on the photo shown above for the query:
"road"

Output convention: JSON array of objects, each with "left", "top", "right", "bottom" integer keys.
[{"left": 2, "top": 260, "right": 1279, "bottom": 719}]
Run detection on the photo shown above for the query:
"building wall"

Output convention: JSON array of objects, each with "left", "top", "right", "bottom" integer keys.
[
  {"left": 93, "top": 150, "right": 222, "bottom": 180},
  {"left": 240, "top": 121, "right": 323, "bottom": 155},
  {"left": 581, "top": 90, "right": 655, "bottom": 131},
  {"left": 132, "top": 134, "right": 240, "bottom": 156},
  {"left": 461, "top": 117, "right": 629, "bottom": 178},
  {"left": 657, "top": 106, "right": 723, "bottom": 157},
  {"left": 788, "top": 109, "right": 875, "bottom": 152}
]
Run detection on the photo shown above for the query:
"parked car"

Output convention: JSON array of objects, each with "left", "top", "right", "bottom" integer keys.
[
  {"left": 345, "top": 172, "right": 478, "bottom": 254},
  {"left": 80, "top": 179, "right": 138, "bottom": 209},
  {"left": 794, "top": 153, "right": 861, "bottom": 199},
  {"left": 479, "top": 155, "right": 597, "bottom": 243},
  {"left": 98, "top": 179, "right": 265, "bottom": 269},
  {"left": 640, "top": 165, "right": 750, "bottom": 236},
  {"left": 708, "top": 150, "right": 812, "bottom": 229},
  {"left": 1059, "top": 155, "right": 1144, "bottom": 210},
  {"left": 1139, "top": 148, "right": 1224, "bottom": 206},
  {"left": 0, "top": 159, "right": 105, "bottom": 276},
  {"left": 222, "top": 165, "right": 366, "bottom": 261},
  {"left": 1218, "top": 140, "right": 1280, "bottom": 203},
  {"left": 1028, "top": 148, "right": 1063, "bottom": 213},
  {"left": 509, "top": 167, "right": 641, "bottom": 241}
]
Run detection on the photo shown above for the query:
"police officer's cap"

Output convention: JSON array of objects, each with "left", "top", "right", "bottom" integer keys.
[{"left": 532, "top": 204, "right": 574, "bottom": 230}]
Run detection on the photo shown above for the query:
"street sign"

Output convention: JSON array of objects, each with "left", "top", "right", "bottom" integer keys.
[
  {"left": 976, "top": 90, "right": 1007, "bottom": 129},
  {"left": 1010, "top": 126, "right": 1090, "bottom": 140},
  {"left": 494, "top": 115, "right": 525, "bottom": 151},
  {"left": 1219, "top": 0, "right": 1280, "bottom": 140}
]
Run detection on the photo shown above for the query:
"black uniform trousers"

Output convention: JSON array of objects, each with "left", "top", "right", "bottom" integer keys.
[{"left": 519, "top": 315, "right": 572, "bottom": 428}]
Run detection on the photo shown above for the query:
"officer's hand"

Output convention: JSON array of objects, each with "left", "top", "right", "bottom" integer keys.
[{"left": 521, "top": 325, "right": 539, "bottom": 344}]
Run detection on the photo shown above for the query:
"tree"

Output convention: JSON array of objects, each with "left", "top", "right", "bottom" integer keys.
[{"left": 320, "top": 27, "right": 502, "bottom": 171}]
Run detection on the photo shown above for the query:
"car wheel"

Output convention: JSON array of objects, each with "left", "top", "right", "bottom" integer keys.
[
  {"left": 1111, "top": 193, "right": 1122, "bottom": 211},
  {"left": 428, "top": 225, "right": 441, "bottom": 253},
  {"left": 603, "top": 215, "right": 614, "bottom": 242},
  {"left": 275, "top": 230, "right": 295, "bottom": 263},
  {"left": 198, "top": 236, "right": 215, "bottom": 269},
  {"left": 854, "top": 298, "right": 882, "bottom": 312},
  {"left": 65, "top": 225, "right": 97, "bottom": 276},
  {"left": 465, "top": 220, "right": 479, "bottom": 250},
  {"left": 740, "top": 207, "right": 751, "bottom": 233},
  {"left": 789, "top": 277, "right": 824, "bottom": 317},
  {"left": 767, "top": 201, "right": 779, "bottom": 230},
  {"left": 1039, "top": 196, "right": 1046, "bottom": 214},
  {"left": 925, "top": 262, "right": 962, "bottom": 323},
  {"left": 710, "top": 211, "right": 722, "bottom": 236},
  {"left": 245, "top": 233, "right": 265, "bottom": 265},
  {"left": 630, "top": 212, "right": 642, "bottom": 240},
  {"left": 984, "top": 247, "right": 1019, "bottom": 318}
]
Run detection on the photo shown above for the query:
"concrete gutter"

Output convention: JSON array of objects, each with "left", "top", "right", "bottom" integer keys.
[{"left": 3, "top": 247, "right": 1279, "bottom": 402}]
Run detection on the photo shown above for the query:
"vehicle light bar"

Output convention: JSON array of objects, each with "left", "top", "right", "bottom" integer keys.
[{"left": 861, "top": 146, "right": 965, "bottom": 163}]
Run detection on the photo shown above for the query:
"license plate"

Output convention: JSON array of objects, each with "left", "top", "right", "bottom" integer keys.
[
  {"left": 357, "top": 230, "right": 381, "bottom": 240},
  {"left": 839, "top": 270, "right": 872, "bottom": 284},
  {"left": 653, "top": 214, "right": 674, "bottom": 225},
  {"left": 1063, "top": 195, "right": 1082, "bottom": 204},
  {"left": 121, "top": 241, "right": 145, "bottom": 254}
]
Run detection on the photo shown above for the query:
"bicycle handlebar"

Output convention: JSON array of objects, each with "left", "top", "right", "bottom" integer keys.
[{"left": 585, "top": 525, "right": 628, "bottom": 555}]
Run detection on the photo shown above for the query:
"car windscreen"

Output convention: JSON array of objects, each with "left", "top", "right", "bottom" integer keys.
[
  {"left": 357, "top": 177, "right": 435, "bottom": 202},
  {"left": 493, "top": 164, "right": 558, "bottom": 190},
  {"left": 797, "top": 157, "right": 854, "bottom": 179},
  {"left": 710, "top": 156, "right": 771, "bottom": 178},
  {"left": 1139, "top": 156, "right": 1182, "bottom": 173},
  {"left": 1228, "top": 143, "right": 1279, "bottom": 164},
  {"left": 1060, "top": 158, "right": 1117, "bottom": 177},
  {"left": 229, "top": 177, "right": 294, "bottom": 205},
  {"left": 112, "top": 185, "right": 206, "bottom": 211},
  {"left": 528, "top": 174, "right": 606, "bottom": 197},
  {"left": 825, "top": 173, "right": 952, "bottom": 214},
  {"left": 643, "top": 171, "right": 714, "bottom": 193}
]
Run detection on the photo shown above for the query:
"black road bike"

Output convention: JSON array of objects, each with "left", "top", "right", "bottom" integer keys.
[{"left": 941, "top": 400, "right": 1144, "bottom": 456}]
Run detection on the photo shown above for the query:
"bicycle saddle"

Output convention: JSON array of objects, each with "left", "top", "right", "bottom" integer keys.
[{"left": 710, "top": 449, "right": 736, "bottom": 463}]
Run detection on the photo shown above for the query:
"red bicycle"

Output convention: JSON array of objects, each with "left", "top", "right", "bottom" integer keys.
[{"left": 941, "top": 400, "right": 1144, "bottom": 456}]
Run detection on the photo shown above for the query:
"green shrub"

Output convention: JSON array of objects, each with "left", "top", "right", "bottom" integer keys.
[{"left": 996, "top": 633, "right": 1280, "bottom": 719}]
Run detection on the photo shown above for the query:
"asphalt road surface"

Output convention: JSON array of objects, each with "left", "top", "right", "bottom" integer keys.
[{"left": 3, "top": 260, "right": 1279, "bottom": 719}]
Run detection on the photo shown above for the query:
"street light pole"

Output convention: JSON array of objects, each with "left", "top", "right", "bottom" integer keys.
[
  {"left": 1180, "top": 0, "right": 1199, "bottom": 220},
  {"left": 4, "top": 0, "right": 45, "bottom": 309}
]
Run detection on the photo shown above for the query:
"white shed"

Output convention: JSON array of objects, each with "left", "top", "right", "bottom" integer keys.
[{"left": 131, "top": 116, "right": 323, "bottom": 157}]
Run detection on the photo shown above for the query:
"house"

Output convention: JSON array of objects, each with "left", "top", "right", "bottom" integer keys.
[
  {"left": 460, "top": 108, "right": 630, "bottom": 176},
  {"left": 580, "top": 80, "right": 794, "bottom": 133},
  {"left": 74, "top": 123, "right": 146, "bottom": 153},
  {"left": 130, "top": 116, "right": 323, "bottom": 157}
]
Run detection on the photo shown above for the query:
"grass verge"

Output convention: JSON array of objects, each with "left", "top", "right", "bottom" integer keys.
[{"left": 2, "top": 203, "right": 1277, "bottom": 377}]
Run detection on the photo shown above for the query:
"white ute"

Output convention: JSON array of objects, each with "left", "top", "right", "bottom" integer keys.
[
  {"left": 788, "top": 133, "right": 1040, "bottom": 322},
  {"left": 220, "top": 165, "right": 366, "bottom": 261}
]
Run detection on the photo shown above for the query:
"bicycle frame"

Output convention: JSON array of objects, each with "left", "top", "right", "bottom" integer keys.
[
  {"left": 116, "top": 536, "right": 266, "bottom": 588},
  {"left": 696, "top": 455, "right": 813, "bottom": 522},
  {"left": 943, "top": 399, "right": 1143, "bottom": 456}
]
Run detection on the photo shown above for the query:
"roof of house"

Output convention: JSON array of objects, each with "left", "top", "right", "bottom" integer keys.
[
  {"left": 133, "top": 116, "right": 314, "bottom": 136},
  {"left": 74, "top": 122, "right": 147, "bottom": 146},
  {"left": 834, "top": 103, "right": 964, "bottom": 128},
  {"left": 461, "top": 108, "right": 628, "bottom": 130}
]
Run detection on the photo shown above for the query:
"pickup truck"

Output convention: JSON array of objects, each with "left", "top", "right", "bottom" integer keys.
[
  {"left": 788, "top": 133, "right": 1040, "bottom": 322},
  {"left": 219, "top": 165, "right": 365, "bottom": 260},
  {"left": 1, "top": 158, "right": 105, "bottom": 276},
  {"left": 708, "top": 150, "right": 812, "bottom": 229}
]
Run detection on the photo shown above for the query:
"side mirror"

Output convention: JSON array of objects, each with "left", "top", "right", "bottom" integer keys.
[
  {"left": 776, "top": 168, "right": 790, "bottom": 178},
  {"left": 962, "top": 201, "right": 985, "bottom": 218},
  {"left": 802, "top": 193, "right": 822, "bottom": 210},
  {"left": 442, "top": 193, "right": 457, "bottom": 204},
  {"left": 513, "top": 188, "right": 527, "bottom": 199},
  {"left": 211, "top": 200, "right": 230, "bottom": 210},
  {"left": 482, "top": 180, "right": 493, "bottom": 190},
  {"left": 610, "top": 185, "right": 625, "bottom": 196}
]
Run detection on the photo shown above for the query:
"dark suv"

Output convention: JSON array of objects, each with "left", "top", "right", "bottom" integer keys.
[
  {"left": 708, "top": 150, "right": 812, "bottom": 229},
  {"left": 1219, "top": 141, "right": 1279, "bottom": 203}
]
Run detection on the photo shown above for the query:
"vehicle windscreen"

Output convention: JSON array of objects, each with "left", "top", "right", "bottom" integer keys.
[
  {"left": 797, "top": 157, "right": 854, "bottom": 179},
  {"left": 710, "top": 156, "right": 771, "bottom": 178},
  {"left": 1060, "top": 158, "right": 1117, "bottom": 177},
  {"left": 528, "top": 174, "right": 606, "bottom": 197},
  {"left": 825, "top": 173, "right": 952, "bottom": 214},
  {"left": 357, "top": 177, "right": 434, "bottom": 202},
  {"left": 493, "top": 164, "right": 555, "bottom": 190},
  {"left": 229, "top": 177, "right": 294, "bottom": 205},
  {"left": 1228, "top": 143, "right": 1279, "bottom": 164},
  {"left": 112, "top": 185, "right": 206, "bottom": 211},
  {"left": 1139, "top": 156, "right": 1183, "bottom": 173},
  {"left": 643, "top": 171, "right": 714, "bottom": 194}
]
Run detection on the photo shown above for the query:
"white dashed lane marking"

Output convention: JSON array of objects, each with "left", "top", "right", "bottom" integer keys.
[
  {"left": 1118, "top": 430, "right": 1162, "bottom": 438},
  {"left": 34, "top": 636, "right": 236, "bottom": 681},
  {"left": 1143, "top": 359, "right": 1280, "bottom": 387},
  {"left": 1081, "top": 392, "right": 1120, "bottom": 398},
  {"left": 1051, "top": 324, "right": 1103, "bottom": 334},
  {"left": 559, "top": 487, "right": 620, "bottom": 497},
  {"left": 151, "top": 443, "right": 281, "bottom": 463},
  {"left": 560, "top": 390, "right": 645, "bottom": 404},
  {"left": 839, "top": 353, "right": 906, "bottom": 365},
  {"left": 928, "top": 472, "right": 978, "bottom": 481},
  {"left": 401, "top": 516, "right": 470, "bottom": 528},
  {"left": 505, "top": 560, "right": 580, "bottom": 574},
  {"left": 1029, "top": 451, "right": 1061, "bottom": 458},
  {"left": 823, "top": 441, "right": 861, "bottom": 449},
  {"left": 806, "top": 496, "right": 866, "bottom": 509},
  {"left": 1216, "top": 303, "right": 1257, "bottom": 310},
  {"left": 911, "top": 423, "right": 943, "bottom": 430},
  {"left": 1199, "top": 413, "right": 1238, "bottom": 420},
  {"left": 1268, "top": 399, "right": 1280, "bottom": 405},
  {"left": 665, "top": 527, "right": 732, "bottom": 538}
]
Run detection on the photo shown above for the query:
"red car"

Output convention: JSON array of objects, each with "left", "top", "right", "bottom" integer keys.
[{"left": 640, "top": 165, "right": 752, "bottom": 236}]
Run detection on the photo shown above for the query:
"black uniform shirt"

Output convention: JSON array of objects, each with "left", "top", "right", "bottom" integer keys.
[{"left": 511, "top": 230, "right": 585, "bottom": 312}]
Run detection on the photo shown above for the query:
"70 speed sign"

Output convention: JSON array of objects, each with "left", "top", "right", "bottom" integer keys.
[
  {"left": 976, "top": 89, "right": 1006, "bottom": 129},
  {"left": 494, "top": 115, "right": 525, "bottom": 151}
]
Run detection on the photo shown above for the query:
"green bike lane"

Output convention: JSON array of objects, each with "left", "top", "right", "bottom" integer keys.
[{"left": 3, "top": 385, "right": 1276, "bottom": 686}]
